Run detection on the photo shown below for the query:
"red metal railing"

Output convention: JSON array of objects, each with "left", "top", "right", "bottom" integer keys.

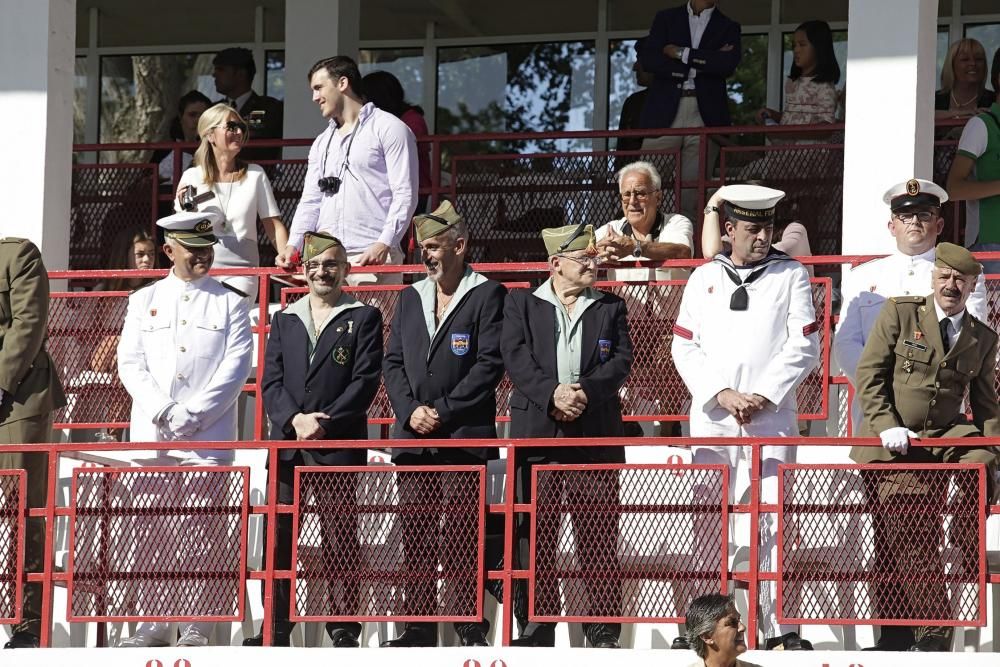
[{"left": 1, "top": 437, "right": 997, "bottom": 649}]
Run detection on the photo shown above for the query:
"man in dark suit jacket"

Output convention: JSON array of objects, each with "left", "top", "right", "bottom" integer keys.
[
  {"left": 381, "top": 201, "right": 506, "bottom": 647},
  {"left": 0, "top": 237, "right": 66, "bottom": 649},
  {"left": 213, "top": 47, "right": 284, "bottom": 162},
  {"left": 638, "top": 1, "right": 741, "bottom": 220},
  {"left": 245, "top": 231, "right": 383, "bottom": 647},
  {"left": 501, "top": 223, "right": 633, "bottom": 648}
]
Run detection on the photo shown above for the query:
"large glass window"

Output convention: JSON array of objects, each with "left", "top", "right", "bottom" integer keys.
[
  {"left": 74, "top": 57, "right": 88, "bottom": 145},
  {"left": 966, "top": 23, "right": 1000, "bottom": 79},
  {"left": 265, "top": 50, "right": 285, "bottom": 101},
  {"left": 437, "top": 41, "right": 596, "bottom": 151},
  {"left": 608, "top": 39, "right": 641, "bottom": 139},
  {"left": 359, "top": 48, "right": 425, "bottom": 111},
  {"left": 99, "top": 54, "right": 215, "bottom": 150}
]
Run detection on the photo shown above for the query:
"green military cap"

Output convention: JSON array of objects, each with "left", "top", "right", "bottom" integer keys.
[
  {"left": 303, "top": 231, "right": 343, "bottom": 261},
  {"left": 414, "top": 200, "right": 463, "bottom": 242},
  {"left": 935, "top": 242, "right": 982, "bottom": 276},
  {"left": 542, "top": 222, "right": 596, "bottom": 256},
  {"left": 157, "top": 210, "right": 219, "bottom": 248}
]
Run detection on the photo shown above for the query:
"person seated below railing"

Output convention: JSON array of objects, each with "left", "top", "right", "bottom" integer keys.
[{"left": 684, "top": 594, "right": 760, "bottom": 667}]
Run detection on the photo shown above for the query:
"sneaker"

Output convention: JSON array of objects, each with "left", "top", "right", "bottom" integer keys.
[
  {"left": 177, "top": 627, "right": 210, "bottom": 647},
  {"left": 118, "top": 634, "right": 170, "bottom": 648}
]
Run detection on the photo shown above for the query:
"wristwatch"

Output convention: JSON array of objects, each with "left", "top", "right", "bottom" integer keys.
[
  {"left": 632, "top": 239, "right": 643, "bottom": 257},
  {"left": 704, "top": 204, "right": 719, "bottom": 216}
]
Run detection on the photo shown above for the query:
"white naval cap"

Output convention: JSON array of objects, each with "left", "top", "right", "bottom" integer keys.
[
  {"left": 882, "top": 178, "right": 948, "bottom": 211},
  {"left": 717, "top": 183, "right": 785, "bottom": 222},
  {"left": 157, "top": 210, "right": 221, "bottom": 248}
]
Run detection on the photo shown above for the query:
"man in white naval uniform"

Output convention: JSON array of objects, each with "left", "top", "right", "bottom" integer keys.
[
  {"left": 834, "top": 178, "right": 987, "bottom": 433},
  {"left": 116, "top": 210, "right": 253, "bottom": 647},
  {"left": 671, "top": 184, "right": 819, "bottom": 651}
]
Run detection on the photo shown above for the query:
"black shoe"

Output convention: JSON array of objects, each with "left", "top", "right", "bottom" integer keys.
[
  {"left": 3, "top": 632, "right": 39, "bottom": 649},
  {"left": 456, "top": 624, "right": 489, "bottom": 647},
  {"left": 327, "top": 628, "right": 360, "bottom": 648},
  {"left": 863, "top": 629, "right": 915, "bottom": 652},
  {"left": 380, "top": 627, "right": 435, "bottom": 647},
  {"left": 908, "top": 636, "right": 949, "bottom": 652},
  {"left": 589, "top": 631, "right": 620, "bottom": 649},
  {"left": 764, "top": 632, "right": 813, "bottom": 651},
  {"left": 510, "top": 624, "right": 556, "bottom": 647},
  {"left": 242, "top": 628, "right": 291, "bottom": 647},
  {"left": 671, "top": 635, "right": 690, "bottom": 650}
]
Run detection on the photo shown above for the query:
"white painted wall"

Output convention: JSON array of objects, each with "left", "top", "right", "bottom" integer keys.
[
  {"left": 282, "top": 0, "right": 360, "bottom": 158},
  {"left": 842, "top": 0, "right": 940, "bottom": 256},
  {"left": 0, "top": 0, "right": 75, "bottom": 269}
]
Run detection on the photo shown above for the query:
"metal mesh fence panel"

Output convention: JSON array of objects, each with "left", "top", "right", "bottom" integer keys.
[
  {"left": 292, "top": 465, "right": 485, "bottom": 622},
  {"left": 452, "top": 151, "right": 680, "bottom": 264},
  {"left": 530, "top": 464, "right": 728, "bottom": 622},
  {"left": 778, "top": 463, "right": 986, "bottom": 626},
  {"left": 68, "top": 466, "right": 249, "bottom": 621},
  {"left": 48, "top": 293, "right": 132, "bottom": 427},
  {"left": 0, "top": 471, "right": 24, "bottom": 623},
  {"left": 71, "top": 164, "right": 157, "bottom": 272}
]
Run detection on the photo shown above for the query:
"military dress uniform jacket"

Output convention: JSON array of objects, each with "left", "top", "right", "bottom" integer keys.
[
  {"left": 262, "top": 300, "right": 382, "bottom": 464},
  {"left": 117, "top": 272, "right": 253, "bottom": 458},
  {"left": 0, "top": 238, "right": 65, "bottom": 426},
  {"left": 383, "top": 277, "right": 507, "bottom": 460},
  {"left": 853, "top": 294, "right": 1000, "bottom": 463},
  {"left": 500, "top": 288, "right": 633, "bottom": 462},
  {"left": 230, "top": 92, "right": 284, "bottom": 162},
  {"left": 671, "top": 252, "right": 819, "bottom": 428}
]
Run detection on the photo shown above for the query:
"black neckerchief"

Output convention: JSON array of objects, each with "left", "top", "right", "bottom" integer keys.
[
  {"left": 620, "top": 211, "right": 665, "bottom": 240},
  {"left": 712, "top": 248, "right": 793, "bottom": 311}
]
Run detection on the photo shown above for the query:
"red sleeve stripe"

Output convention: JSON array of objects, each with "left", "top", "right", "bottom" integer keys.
[
  {"left": 672, "top": 324, "right": 694, "bottom": 340},
  {"left": 802, "top": 321, "right": 819, "bottom": 336}
]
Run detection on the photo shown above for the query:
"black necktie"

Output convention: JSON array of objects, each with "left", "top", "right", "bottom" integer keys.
[
  {"left": 722, "top": 265, "right": 768, "bottom": 311},
  {"left": 939, "top": 318, "right": 951, "bottom": 354}
]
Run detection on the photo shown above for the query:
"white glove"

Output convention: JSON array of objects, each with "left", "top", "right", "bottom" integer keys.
[
  {"left": 162, "top": 404, "right": 200, "bottom": 440},
  {"left": 879, "top": 427, "right": 919, "bottom": 454}
]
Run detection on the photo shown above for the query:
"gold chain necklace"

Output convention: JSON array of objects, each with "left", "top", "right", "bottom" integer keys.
[{"left": 951, "top": 89, "right": 978, "bottom": 108}]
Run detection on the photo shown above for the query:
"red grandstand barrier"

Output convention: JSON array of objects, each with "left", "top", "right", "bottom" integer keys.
[
  {"left": 0, "top": 470, "right": 25, "bottom": 624},
  {"left": 0, "top": 437, "right": 998, "bottom": 649}
]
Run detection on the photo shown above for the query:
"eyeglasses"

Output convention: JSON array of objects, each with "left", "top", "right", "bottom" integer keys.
[
  {"left": 620, "top": 190, "right": 651, "bottom": 202},
  {"left": 304, "top": 260, "right": 347, "bottom": 273},
  {"left": 220, "top": 121, "right": 248, "bottom": 134},
  {"left": 893, "top": 210, "right": 937, "bottom": 225},
  {"left": 558, "top": 254, "right": 600, "bottom": 266}
]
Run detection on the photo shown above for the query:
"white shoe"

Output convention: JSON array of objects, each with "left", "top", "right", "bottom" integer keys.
[
  {"left": 177, "top": 627, "right": 210, "bottom": 647},
  {"left": 118, "top": 634, "right": 170, "bottom": 648}
]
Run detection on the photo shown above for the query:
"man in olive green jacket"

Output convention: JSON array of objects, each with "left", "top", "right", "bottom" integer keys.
[
  {"left": 0, "top": 237, "right": 66, "bottom": 649},
  {"left": 853, "top": 242, "right": 999, "bottom": 652}
]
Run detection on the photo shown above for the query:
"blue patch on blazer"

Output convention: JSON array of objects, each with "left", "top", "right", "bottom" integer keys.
[
  {"left": 599, "top": 338, "right": 612, "bottom": 362},
  {"left": 451, "top": 333, "right": 470, "bottom": 356}
]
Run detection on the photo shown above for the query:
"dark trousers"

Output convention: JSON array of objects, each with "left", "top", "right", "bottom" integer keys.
[
  {"left": 259, "top": 448, "right": 364, "bottom": 639},
  {"left": 0, "top": 413, "right": 53, "bottom": 638},
  {"left": 393, "top": 450, "right": 504, "bottom": 639},
  {"left": 513, "top": 448, "right": 622, "bottom": 644}
]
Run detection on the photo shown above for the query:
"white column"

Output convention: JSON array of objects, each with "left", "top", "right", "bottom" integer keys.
[
  {"left": 0, "top": 0, "right": 75, "bottom": 269},
  {"left": 842, "top": 0, "right": 939, "bottom": 255},
  {"left": 282, "top": 0, "right": 360, "bottom": 155}
]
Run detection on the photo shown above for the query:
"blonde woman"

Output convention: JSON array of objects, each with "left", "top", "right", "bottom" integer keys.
[
  {"left": 175, "top": 104, "right": 288, "bottom": 300},
  {"left": 936, "top": 38, "right": 993, "bottom": 120}
]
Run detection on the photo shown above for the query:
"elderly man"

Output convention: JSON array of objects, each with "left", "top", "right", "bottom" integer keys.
[
  {"left": 276, "top": 55, "right": 417, "bottom": 285},
  {"left": 0, "top": 238, "right": 66, "bottom": 650},
  {"left": 381, "top": 201, "right": 506, "bottom": 648},
  {"left": 116, "top": 211, "right": 253, "bottom": 647},
  {"left": 501, "top": 223, "right": 633, "bottom": 648},
  {"left": 244, "top": 232, "right": 383, "bottom": 647},
  {"left": 835, "top": 179, "right": 987, "bottom": 433},
  {"left": 684, "top": 594, "right": 761, "bottom": 667},
  {"left": 671, "top": 184, "right": 819, "bottom": 650},
  {"left": 853, "top": 242, "right": 999, "bottom": 652}
]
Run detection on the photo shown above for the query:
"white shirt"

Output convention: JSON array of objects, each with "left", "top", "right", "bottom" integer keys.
[
  {"left": 287, "top": 103, "right": 419, "bottom": 254},
  {"left": 681, "top": 1, "right": 715, "bottom": 90},
  {"left": 595, "top": 213, "right": 694, "bottom": 282},
  {"left": 117, "top": 271, "right": 253, "bottom": 461},
  {"left": 672, "top": 255, "right": 819, "bottom": 418},
  {"left": 933, "top": 300, "right": 964, "bottom": 350}
]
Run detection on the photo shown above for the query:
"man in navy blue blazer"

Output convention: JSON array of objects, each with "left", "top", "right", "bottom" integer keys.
[
  {"left": 638, "top": 0, "right": 741, "bottom": 219},
  {"left": 245, "top": 231, "right": 383, "bottom": 647},
  {"left": 381, "top": 201, "right": 507, "bottom": 648}
]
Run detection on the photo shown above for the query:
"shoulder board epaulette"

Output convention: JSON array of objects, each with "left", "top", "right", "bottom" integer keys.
[
  {"left": 0, "top": 237, "right": 26, "bottom": 243},
  {"left": 888, "top": 295, "right": 925, "bottom": 304}
]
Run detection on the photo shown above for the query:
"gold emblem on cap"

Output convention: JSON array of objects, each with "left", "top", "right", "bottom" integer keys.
[
  {"left": 905, "top": 179, "right": 920, "bottom": 196},
  {"left": 194, "top": 220, "right": 212, "bottom": 233}
]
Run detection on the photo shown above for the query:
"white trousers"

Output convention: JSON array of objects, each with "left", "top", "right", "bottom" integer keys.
[{"left": 690, "top": 407, "right": 798, "bottom": 640}]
